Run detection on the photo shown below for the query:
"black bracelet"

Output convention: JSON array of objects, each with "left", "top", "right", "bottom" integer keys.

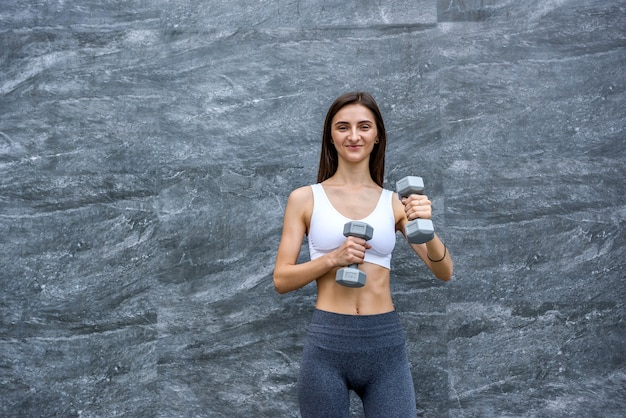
[{"left": 427, "top": 244, "right": 447, "bottom": 263}]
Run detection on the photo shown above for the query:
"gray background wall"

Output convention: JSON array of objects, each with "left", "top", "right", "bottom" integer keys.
[{"left": 1, "top": 0, "right": 625, "bottom": 416}]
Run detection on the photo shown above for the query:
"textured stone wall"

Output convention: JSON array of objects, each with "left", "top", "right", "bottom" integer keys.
[{"left": 1, "top": 1, "right": 625, "bottom": 416}]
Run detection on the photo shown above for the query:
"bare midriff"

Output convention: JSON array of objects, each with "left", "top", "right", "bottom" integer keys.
[{"left": 315, "top": 262, "right": 395, "bottom": 316}]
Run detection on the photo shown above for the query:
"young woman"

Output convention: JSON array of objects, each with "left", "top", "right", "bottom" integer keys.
[{"left": 273, "top": 92, "right": 453, "bottom": 417}]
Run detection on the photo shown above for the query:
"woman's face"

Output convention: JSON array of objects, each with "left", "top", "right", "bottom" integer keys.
[{"left": 330, "top": 104, "right": 378, "bottom": 164}]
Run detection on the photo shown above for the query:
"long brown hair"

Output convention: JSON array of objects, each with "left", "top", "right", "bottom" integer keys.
[{"left": 316, "top": 92, "right": 387, "bottom": 187}]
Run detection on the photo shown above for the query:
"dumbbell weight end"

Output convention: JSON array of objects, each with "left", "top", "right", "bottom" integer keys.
[
  {"left": 406, "top": 219, "right": 435, "bottom": 244},
  {"left": 335, "top": 266, "right": 366, "bottom": 288}
]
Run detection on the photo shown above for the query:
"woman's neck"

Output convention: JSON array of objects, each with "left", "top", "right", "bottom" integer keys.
[{"left": 325, "top": 164, "right": 376, "bottom": 188}]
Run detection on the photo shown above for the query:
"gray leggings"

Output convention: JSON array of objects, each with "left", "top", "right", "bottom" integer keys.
[{"left": 298, "top": 309, "right": 417, "bottom": 418}]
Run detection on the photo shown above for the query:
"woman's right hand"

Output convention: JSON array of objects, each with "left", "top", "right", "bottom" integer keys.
[{"left": 332, "top": 236, "right": 372, "bottom": 267}]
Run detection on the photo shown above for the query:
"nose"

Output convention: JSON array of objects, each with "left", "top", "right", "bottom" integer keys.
[{"left": 348, "top": 127, "right": 360, "bottom": 141}]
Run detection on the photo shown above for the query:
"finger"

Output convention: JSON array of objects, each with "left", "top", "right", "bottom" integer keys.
[
  {"left": 348, "top": 249, "right": 365, "bottom": 263},
  {"left": 345, "top": 241, "right": 366, "bottom": 254},
  {"left": 414, "top": 208, "right": 432, "bottom": 220},
  {"left": 347, "top": 237, "right": 367, "bottom": 247}
]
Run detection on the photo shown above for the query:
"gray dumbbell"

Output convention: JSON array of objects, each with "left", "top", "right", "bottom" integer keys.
[
  {"left": 335, "top": 221, "right": 374, "bottom": 288},
  {"left": 396, "top": 176, "right": 435, "bottom": 244}
]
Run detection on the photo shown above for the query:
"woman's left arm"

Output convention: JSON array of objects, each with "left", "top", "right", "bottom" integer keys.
[
  {"left": 410, "top": 234, "right": 453, "bottom": 281},
  {"left": 394, "top": 193, "right": 453, "bottom": 281}
]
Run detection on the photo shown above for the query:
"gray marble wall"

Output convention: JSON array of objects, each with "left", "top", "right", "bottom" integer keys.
[{"left": 1, "top": 0, "right": 625, "bottom": 416}]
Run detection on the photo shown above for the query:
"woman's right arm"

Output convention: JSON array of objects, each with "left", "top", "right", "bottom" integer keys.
[
  {"left": 274, "top": 187, "right": 371, "bottom": 294},
  {"left": 273, "top": 187, "right": 337, "bottom": 294}
]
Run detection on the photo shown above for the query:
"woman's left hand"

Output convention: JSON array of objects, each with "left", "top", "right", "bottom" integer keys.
[{"left": 401, "top": 194, "right": 432, "bottom": 221}]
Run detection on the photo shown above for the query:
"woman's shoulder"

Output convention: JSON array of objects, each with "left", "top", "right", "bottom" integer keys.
[
  {"left": 287, "top": 185, "right": 314, "bottom": 207},
  {"left": 284, "top": 185, "right": 314, "bottom": 227},
  {"left": 289, "top": 184, "right": 313, "bottom": 197}
]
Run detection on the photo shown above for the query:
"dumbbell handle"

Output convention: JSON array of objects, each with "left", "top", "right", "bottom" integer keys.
[
  {"left": 335, "top": 221, "right": 374, "bottom": 288},
  {"left": 343, "top": 222, "right": 373, "bottom": 268},
  {"left": 396, "top": 176, "right": 435, "bottom": 244}
]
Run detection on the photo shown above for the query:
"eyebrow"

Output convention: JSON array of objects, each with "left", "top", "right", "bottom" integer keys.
[{"left": 334, "top": 120, "right": 373, "bottom": 125}]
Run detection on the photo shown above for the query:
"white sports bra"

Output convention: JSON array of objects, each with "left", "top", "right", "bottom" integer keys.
[{"left": 307, "top": 183, "right": 397, "bottom": 269}]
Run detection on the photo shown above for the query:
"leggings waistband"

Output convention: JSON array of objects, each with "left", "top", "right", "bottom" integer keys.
[{"left": 306, "top": 309, "right": 406, "bottom": 351}]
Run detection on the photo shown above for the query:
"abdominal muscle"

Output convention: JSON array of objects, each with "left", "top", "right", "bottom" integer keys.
[{"left": 314, "top": 262, "right": 395, "bottom": 316}]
